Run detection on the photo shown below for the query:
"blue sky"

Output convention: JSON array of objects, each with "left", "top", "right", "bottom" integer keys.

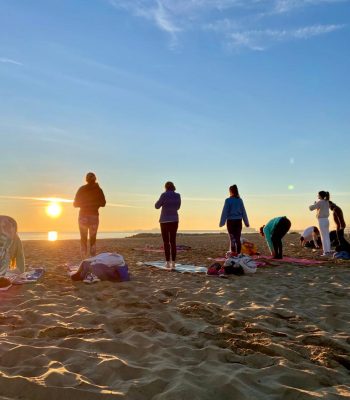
[{"left": 0, "top": 0, "right": 349, "bottom": 231}]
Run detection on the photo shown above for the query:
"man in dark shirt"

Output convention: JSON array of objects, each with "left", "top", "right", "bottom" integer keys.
[
  {"left": 329, "top": 201, "right": 349, "bottom": 251},
  {"left": 74, "top": 172, "right": 106, "bottom": 258}
]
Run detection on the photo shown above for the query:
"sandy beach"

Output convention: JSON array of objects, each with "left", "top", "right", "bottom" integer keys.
[{"left": 1, "top": 233, "right": 350, "bottom": 400}]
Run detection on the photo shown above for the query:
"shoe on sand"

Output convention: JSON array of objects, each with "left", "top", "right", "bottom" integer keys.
[{"left": 83, "top": 273, "right": 100, "bottom": 284}]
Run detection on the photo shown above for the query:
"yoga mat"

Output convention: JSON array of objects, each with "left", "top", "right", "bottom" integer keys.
[{"left": 142, "top": 261, "right": 207, "bottom": 274}]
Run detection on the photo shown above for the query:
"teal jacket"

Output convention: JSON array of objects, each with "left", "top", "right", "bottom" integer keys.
[{"left": 263, "top": 216, "right": 286, "bottom": 254}]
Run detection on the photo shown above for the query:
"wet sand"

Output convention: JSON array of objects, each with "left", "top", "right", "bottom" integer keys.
[{"left": 0, "top": 233, "right": 350, "bottom": 399}]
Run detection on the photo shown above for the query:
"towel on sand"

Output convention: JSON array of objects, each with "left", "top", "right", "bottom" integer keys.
[{"left": 141, "top": 261, "right": 207, "bottom": 274}]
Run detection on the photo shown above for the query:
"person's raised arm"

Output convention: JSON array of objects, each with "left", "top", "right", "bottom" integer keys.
[
  {"left": 309, "top": 200, "right": 321, "bottom": 211},
  {"left": 155, "top": 193, "right": 165, "bottom": 209}
]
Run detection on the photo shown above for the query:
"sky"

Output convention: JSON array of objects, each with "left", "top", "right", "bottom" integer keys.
[{"left": 0, "top": 0, "right": 349, "bottom": 233}]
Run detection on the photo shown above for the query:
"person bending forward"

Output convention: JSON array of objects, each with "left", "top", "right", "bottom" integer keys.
[{"left": 260, "top": 216, "right": 291, "bottom": 259}]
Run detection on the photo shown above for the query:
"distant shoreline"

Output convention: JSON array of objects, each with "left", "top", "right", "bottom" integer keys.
[{"left": 19, "top": 230, "right": 257, "bottom": 241}]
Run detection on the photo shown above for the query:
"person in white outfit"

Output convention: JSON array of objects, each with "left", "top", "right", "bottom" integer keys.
[
  {"left": 300, "top": 226, "right": 321, "bottom": 248},
  {"left": 309, "top": 191, "right": 331, "bottom": 256}
]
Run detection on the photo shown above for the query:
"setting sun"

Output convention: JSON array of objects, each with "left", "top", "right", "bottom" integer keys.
[{"left": 46, "top": 202, "right": 62, "bottom": 218}]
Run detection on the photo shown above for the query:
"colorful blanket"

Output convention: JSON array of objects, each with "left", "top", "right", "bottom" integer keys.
[{"left": 5, "top": 268, "right": 45, "bottom": 284}]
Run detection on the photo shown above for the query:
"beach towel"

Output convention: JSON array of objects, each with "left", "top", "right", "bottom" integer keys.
[
  {"left": 134, "top": 245, "right": 191, "bottom": 252},
  {"left": 5, "top": 268, "right": 44, "bottom": 284},
  {"left": 142, "top": 261, "right": 207, "bottom": 274}
]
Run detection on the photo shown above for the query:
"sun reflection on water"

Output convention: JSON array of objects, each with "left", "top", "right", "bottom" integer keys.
[{"left": 48, "top": 231, "right": 58, "bottom": 241}]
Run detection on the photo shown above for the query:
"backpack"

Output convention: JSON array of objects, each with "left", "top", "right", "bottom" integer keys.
[{"left": 207, "top": 263, "right": 223, "bottom": 275}]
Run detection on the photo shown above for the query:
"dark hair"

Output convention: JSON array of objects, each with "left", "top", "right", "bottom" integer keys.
[
  {"left": 229, "top": 185, "right": 240, "bottom": 198},
  {"left": 318, "top": 191, "right": 330, "bottom": 201},
  {"left": 165, "top": 181, "right": 176, "bottom": 191},
  {"left": 259, "top": 226, "right": 265, "bottom": 236},
  {"left": 313, "top": 226, "right": 320, "bottom": 234},
  {"left": 328, "top": 201, "right": 336, "bottom": 210},
  {"left": 86, "top": 172, "right": 97, "bottom": 184}
]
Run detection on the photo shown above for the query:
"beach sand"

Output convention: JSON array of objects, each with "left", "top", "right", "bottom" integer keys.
[{"left": 1, "top": 233, "right": 350, "bottom": 399}]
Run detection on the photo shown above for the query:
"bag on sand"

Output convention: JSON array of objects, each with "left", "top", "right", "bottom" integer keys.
[
  {"left": 241, "top": 240, "right": 259, "bottom": 256},
  {"left": 207, "top": 263, "right": 224, "bottom": 275}
]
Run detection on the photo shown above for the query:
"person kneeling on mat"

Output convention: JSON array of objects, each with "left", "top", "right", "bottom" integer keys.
[{"left": 260, "top": 216, "right": 291, "bottom": 259}]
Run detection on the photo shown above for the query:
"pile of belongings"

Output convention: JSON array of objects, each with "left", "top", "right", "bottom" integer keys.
[
  {"left": 207, "top": 254, "right": 257, "bottom": 276},
  {"left": 70, "top": 252, "right": 130, "bottom": 283}
]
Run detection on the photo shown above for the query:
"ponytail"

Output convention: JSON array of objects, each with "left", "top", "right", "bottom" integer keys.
[{"left": 318, "top": 191, "right": 330, "bottom": 201}]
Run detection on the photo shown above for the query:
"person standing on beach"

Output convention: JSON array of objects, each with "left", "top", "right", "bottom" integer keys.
[
  {"left": 259, "top": 216, "right": 291, "bottom": 259},
  {"left": 74, "top": 172, "right": 106, "bottom": 258},
  {"left": 309, "top": 191, "right": 331, "bottom": 256},
  {"left": 155, "top": 181, "right": 181, "bottom": 270},
  {"left": 328, "top": 201, "right": 349, "bottom": 250},
  {"left": 219, "top": 185, "right": 249, "bottom": 255}
]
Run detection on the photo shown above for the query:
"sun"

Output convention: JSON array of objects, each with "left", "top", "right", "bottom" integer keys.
[{"left": 46, "top": 202, "right": 62, "bottom": 218}]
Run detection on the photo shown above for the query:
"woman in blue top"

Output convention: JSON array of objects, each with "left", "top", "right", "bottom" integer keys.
[
  {"left": 219, "top": 185, "right": 249, "bottom": 255},
  {"left": 155, "top": 182, "right": 181, "bottom": 269}
]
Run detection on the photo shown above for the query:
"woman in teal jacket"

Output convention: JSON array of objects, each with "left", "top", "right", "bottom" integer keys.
[{"left": 260, "top": 216, "right": 291, "bottom": 259}]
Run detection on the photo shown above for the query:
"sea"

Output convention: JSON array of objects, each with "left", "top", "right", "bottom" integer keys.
[{"left": 18, "top": 230, "right": 240, "bottom": 241}]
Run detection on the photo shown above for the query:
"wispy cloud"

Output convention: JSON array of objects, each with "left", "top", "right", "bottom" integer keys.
[
  {"left": 221, "top": 24, "right": 345, "bottom": 50},
  {"left": 108, "top": 0, "right": 347, "bottom": 50},
  {"left": 0, "top": 57, "right": 23, "bottom": 66},
  {"left": 273, "top": 0, "right": 348, "bottom": 14},
  {"left": 0, "top": 195, "right": 140, "bottom": 208}
]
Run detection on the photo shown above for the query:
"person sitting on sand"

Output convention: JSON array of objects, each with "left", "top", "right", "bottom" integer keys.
[
  {"left": 74, "top": 172, "right": 106, "bottom": 258},
  {"left": 259, "top": 216, "right": 291, "bottom": 259},
  {"left": 300, "top": 226, "right": 321, "bottom": 249},
  {"left": 309, "top": 191, "right": 331, "bottom": 256},
  {"left": 219, "top": 184, "right": 249, "bottom": 255},
  {"left": 0, "top": 215, "right": 26, "bottom": 290},
  {"left": 155, "top": 181, "right": 181, "bottom": 270}
]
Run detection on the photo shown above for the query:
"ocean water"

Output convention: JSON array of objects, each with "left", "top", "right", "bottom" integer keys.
[{"left": 18, "top": 230, "right": 234, "bottom": 241}]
